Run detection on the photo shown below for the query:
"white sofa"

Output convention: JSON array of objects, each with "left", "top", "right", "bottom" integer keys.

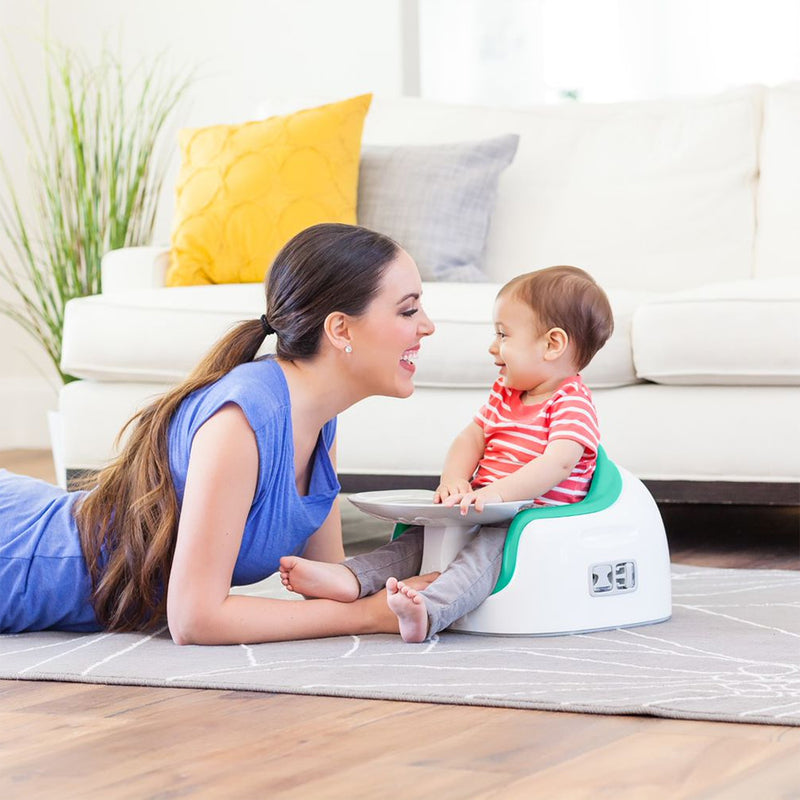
[{"left": 60, "top": 87, "right": 800, "bottom": 504}]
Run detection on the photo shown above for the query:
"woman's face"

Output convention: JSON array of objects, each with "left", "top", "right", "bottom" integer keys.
[{"left": 346, "top": 249, "right": 435, "bottom": 398}]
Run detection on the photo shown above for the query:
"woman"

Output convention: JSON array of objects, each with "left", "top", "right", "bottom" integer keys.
[{"left": 0, "top": 223, "right": 435, "bottom": 643}]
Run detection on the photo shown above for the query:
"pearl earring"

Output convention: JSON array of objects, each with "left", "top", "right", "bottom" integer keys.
[{"left": 344, "top": 344, "right": 353, "bottom": 354}]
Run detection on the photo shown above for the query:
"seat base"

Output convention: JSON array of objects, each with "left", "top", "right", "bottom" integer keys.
[
  {"left": 446, "top": 467, "right": 672, "bottom": 636},
  {"left": 451, "top": 614, "right": 672, "bottom": 638}
]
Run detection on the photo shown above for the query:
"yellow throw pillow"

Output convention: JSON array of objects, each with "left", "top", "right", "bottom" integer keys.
[{"left": 166, "top": 94, "right": 372, "bottom": 285}]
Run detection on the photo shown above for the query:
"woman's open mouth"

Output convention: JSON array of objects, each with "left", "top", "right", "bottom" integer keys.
[{"left": 400, "top": 347, "right": 419, "bottom": 372}]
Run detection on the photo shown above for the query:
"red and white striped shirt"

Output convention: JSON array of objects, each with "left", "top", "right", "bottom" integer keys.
[{"left": 472, "top": 375, "right": 600, "bottom": 506}]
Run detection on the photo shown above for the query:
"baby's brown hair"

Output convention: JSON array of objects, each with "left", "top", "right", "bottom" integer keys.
[{"left": 500, "top": 265, "right": 614, "bottom": 370}]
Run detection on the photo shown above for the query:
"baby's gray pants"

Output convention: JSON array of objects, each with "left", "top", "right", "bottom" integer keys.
[{"left": 343, "top": 524, "right": 508, "bottom": 638}]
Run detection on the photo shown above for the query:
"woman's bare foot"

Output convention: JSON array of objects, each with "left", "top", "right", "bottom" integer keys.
[
  {"left": 386, "top": 577, "right": 430, "bottom": 643},
  {"left": 279, "top": 556, "right": 360, "bottom": 602}
]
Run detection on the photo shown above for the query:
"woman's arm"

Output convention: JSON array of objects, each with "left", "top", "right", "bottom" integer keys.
[
  {"left": 166, "top": 403, "right": 259, "bottom": 644},
  {"left": 167, "top": 407, "right": 370, "bottom": 645}
]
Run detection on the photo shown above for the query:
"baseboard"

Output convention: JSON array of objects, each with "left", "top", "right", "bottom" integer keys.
[
  {"left": 643, "top": 480, "right": 800, "bottom": 506},
  {"left": 0, "top": 376, "right": 58, "bottom": 449}
]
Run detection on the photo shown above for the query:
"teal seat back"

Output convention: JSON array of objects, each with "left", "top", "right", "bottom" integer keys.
[{"left": 492, "top": 445, "right": 622, "bottom": 593}]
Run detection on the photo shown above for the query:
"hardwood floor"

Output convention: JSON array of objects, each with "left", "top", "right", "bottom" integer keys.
[
  {"left": 1, "top": 449, "right": 798, "bottom": 799},
  {"left": 1, "top": 681, "right": 798, "bottom": 799}
]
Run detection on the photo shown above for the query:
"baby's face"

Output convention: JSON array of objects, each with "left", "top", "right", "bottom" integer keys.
[{"left": 488, "top": 294, "right": 551, "bottom": 392}]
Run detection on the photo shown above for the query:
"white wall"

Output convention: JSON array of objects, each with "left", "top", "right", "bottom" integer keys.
[
  {"left": 0, "top": 0, "right": 406, "bottom": 448},
  {"left": 420, "top": 0, "right": 800, "bottom": 105}
]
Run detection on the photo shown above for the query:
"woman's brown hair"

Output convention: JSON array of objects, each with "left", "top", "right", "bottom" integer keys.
[
  {"left": 75, "top": 223, "right": 399, "bottom": 631},
  {"left": 500, "top": 265, "right": 614, "bottom": 370}
]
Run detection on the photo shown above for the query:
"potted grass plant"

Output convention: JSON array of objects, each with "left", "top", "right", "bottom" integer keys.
[{"left": 0, "top": 41, "right": 191, "bottom": 384}]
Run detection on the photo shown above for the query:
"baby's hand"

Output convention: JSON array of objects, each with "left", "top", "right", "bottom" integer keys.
[
  {"left": 444, "top": 486, "right": 503, "bottom": 515},
  {"left": 434, "top": 478, "right": 473, "bottom": 504}
]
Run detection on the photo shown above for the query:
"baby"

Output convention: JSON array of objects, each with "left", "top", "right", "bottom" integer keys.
[{"left": 280, "top": 265, "right": 614, "bottom": 642}]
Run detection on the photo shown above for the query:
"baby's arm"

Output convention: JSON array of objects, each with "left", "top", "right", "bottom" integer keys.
[
  {"left": 446, "top": 439, "right": 585, "bottom": 514},
  {"left": 434, "top": 421, "right": 484, "bottom": 503}
]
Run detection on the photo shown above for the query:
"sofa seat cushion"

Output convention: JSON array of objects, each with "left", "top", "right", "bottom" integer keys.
[
  {"left": 61, "top": 282, "right": 642, "bottom": 389},
  {"left": 61, "top": 283, "right": 274, "bottom": 382},
  {"left": 61, "top": 379, "right": 800, "bottom": 482},
  {"left": 632, "top": 278, "right": 800, "bottom": 385}
]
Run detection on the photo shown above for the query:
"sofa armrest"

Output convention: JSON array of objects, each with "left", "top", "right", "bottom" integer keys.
[{"left": 101, "top": 246, "right": 170, "bottom": 292}]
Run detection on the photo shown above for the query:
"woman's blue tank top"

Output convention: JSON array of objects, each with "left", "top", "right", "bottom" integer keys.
[{"left": 0, "top": 357, "right": 339, "bottom": 632}]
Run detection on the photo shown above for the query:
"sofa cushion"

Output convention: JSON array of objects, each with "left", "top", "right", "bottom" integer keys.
[
  {"left": 62, "top": 284, "right": 275, "bottom": 382},
  {"left": 632, "top": 278, "right": 800, "bottom": 385},
  {"left": 61, "top": 283, "right": 641, "bottom": 389},
  {"left": 166, "top": 94, "right": 371, "bottom": 286},
  {"left": 362, "top": 90, "right": 761, "bottom": 291},
  {"left": 357, "top": 135, "right": 519, "bottom": 282},
  {"left": 755, "top": 83, "right": 800, "bottom": 279}
]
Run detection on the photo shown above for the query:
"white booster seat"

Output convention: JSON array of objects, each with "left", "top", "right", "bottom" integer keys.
[{"left": 349, "top": 447, "right": 672, "bottom": 636}]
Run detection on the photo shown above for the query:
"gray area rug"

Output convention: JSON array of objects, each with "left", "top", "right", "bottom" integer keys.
[{"left": 1, "top": 565, "right": 798, "bottom": 726}]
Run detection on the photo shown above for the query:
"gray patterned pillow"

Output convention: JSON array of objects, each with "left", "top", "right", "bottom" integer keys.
[{"left": 357, "top": 134, "right": 519, "bottom": 281}]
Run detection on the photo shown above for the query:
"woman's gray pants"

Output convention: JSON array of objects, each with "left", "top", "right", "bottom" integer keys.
[{"left": 343, "top": 525, "right": 508, "bottom": 639}]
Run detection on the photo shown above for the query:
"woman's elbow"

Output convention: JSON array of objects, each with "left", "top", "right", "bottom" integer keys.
[
  {"left": 168, "top": 616, "right": 199, "bottom": 646},
  {"left": 167, "top": 603, "right": 215, "bottom": 646},
  {"left": 169, "top": 624, "right": 194, "bottom": 646}
]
